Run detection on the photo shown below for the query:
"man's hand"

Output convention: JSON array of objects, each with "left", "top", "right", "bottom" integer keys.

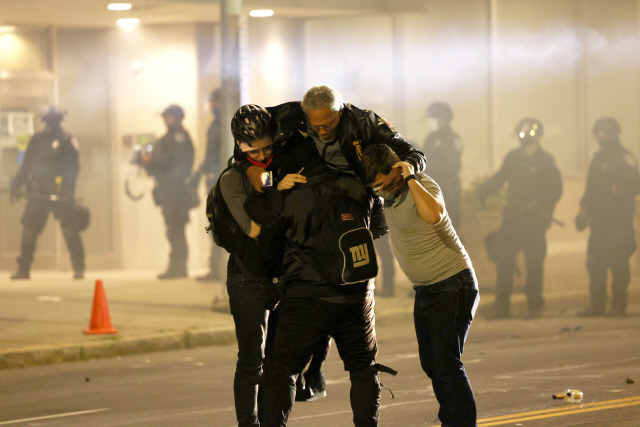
[
  {"left": 380, "top": 166, "right": 405, "bottom": 192},
  {"left": 277, "top": 173, "right": 306, "bottom": 191},
  {"left": 246, "top": 165, "right": 266, "bottom": 193},
  {"left": 392, "top": 161, "right": 415, "bottom": 179}
]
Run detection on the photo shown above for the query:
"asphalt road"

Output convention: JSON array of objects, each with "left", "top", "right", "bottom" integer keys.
[{"left": 1, "top": 314, "right": 639, "bottom": 427}]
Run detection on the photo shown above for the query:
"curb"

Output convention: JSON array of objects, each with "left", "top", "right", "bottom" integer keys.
[{"left": 0, "top": 327, "right": 236, "bottom": 370}]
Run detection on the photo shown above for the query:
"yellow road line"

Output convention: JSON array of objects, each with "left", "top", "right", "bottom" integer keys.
[
  {"left": 478, "top": 398, "right": 640, "bottom": 426},
  {"left": 478, "top": 395, "right": 640, "bottom": 423}
]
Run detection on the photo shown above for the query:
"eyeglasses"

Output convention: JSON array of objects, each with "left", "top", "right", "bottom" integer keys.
[
  {"left": 246, "top": 145, "right": 274, "bottom": 158},
  {"left": 309, "top": 112, "right": 340, "bottom": 133}
]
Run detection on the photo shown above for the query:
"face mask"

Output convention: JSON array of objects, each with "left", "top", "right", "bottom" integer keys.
[
  {"left": 372, "top": 185, "right": 397, "bottom": 200},
  {"left": 428, "top": 118, "right": 440, "bottom": 132}
]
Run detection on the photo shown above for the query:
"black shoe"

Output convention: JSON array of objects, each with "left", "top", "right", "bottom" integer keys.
[
  {"left": 295, "top": 371, "right": 326, "bottom": 402},
  {"left": 158, "top": 270, "right": 188, "bottom": 280},
  {"left": 576, "top": 306, "right": 605, "bottom": 317},
  {"left": 523, "top": 309, "right": 542, "bottom": 319},
  {"left": 73, "top": 271, "right": 84, "bottom": 280},
  {"left": 606, "top": 306, "right": 627, "bottom": 318},
  {"left": 196, "top": 271, "right": 220, "bottom": 282},
  {"left": 10, "top": 270, "right": 30, "bottom": 280}
]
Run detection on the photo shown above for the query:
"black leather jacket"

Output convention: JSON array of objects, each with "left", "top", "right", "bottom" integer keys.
[{"left": 267, "top": 101, "right": 426, "bottom": 183}]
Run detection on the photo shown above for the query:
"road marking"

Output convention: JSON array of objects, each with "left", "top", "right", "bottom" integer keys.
[
  {"left": 285, "top": 398, "right": 438, "bottom": 423},
  {"left": 0, "top": 408, "right": 109, "bottom": 425},
  {"left": 496, "top": 356, "right": 640, "bottom": 379},
  {"left": 477, "top": 396, "right": 640, "bottom": 426}
]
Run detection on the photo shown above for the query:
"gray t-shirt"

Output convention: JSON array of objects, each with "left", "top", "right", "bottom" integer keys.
[
  {"left": 384, "top": 173, "right": 472, "bottom": 287},
  {"left": 311, "top": 135, "right": 354, "bottom": 174},
  {"left": 219, "top": 168, "right": 253, "bottom": 235}
]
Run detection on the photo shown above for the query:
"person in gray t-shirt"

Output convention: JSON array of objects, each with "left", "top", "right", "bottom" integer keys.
[{"left": 361, "top": 144, "right": 479, "bottom": 427}]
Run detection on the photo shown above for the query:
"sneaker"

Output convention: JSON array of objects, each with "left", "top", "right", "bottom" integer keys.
[
  {"left": 10, "top": 270, "right": 30, "bottom": 280},
  {"left": 295, "top": 371, "right": 326, "bottom": 402},
  {"left": 576, "top": 306, "right": 605, "bottom": 317},
  {"left": 523, "top": 309, "right": 542, "bottom": 319},
  {"left": 158, "top": 270, "right": 188, "bottom": 280}
]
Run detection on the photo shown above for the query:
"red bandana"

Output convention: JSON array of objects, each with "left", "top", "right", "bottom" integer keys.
[{"left": 247, "top": 155, "right": 273, "bottom": 169}]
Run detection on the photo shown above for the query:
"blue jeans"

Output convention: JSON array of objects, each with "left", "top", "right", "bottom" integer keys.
[{"left": 414, "top": 269, "right": 479, "bottom": 427}]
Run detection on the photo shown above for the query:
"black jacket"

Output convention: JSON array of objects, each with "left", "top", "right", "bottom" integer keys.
[
  {"left": 259, "top": 166, "right": 386, "bottom": 298},
  {"left": 146, "top": 125, "right": 194, "bottom": 204},
  {"left": 12, "top": 128, "right": 79, "bottom": 199},
  {"left": 267, "top": 101, "right": 426, "bottom": 183},
  {"left": 581, "top": 141, "right": 640, "bottom": 231},
  {"left": 477, "top": 145, "right": 562, "bottom": 229}
]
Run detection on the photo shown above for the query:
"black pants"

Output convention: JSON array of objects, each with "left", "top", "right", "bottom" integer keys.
[
  {"left": 414, "top": 269, "right": 479, "bottom": 427},
  {"left": 227, "top": 273, "right": 275, "bottom": 427},
  {"left": 494, "top": 223, "right": 547, "bottom": 313},
  {"left": 263, "top": 291, "right": 380, "bottom": 427},
  {"left": 18, "top": 199, "right": 85, "bottom": 273},
  {"left": 586, "top": 227, "right": 636, "bottom": 312},
  {"left": 161, "top": 204, "right": 189, "bottom": 274}
]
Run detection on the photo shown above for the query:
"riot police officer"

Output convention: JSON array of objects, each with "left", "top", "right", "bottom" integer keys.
[
  {"left": 576, "top": 117, "right": 640, "bottom": 317},
  {"left": 196, "top": 89, "right": 224, "bottom": 282},
  {"left": 423, "top": 102, "right": 463, "bottom": 229},
  {"left": 143, "top": 105, "right": 194, "bottom": 279},
  {"left": 10, "top": 106, "right": 85, "bottom": 280},
  {"left": 477, "top": 118, "right": 562, "bottom": 319}
]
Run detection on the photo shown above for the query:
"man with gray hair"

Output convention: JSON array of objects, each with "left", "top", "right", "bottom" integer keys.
[{"left": 245, "top": 85, "right": 426, "bottom": 197}]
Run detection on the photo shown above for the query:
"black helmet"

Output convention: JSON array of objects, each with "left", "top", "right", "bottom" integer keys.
[
  {"left": 514, "top": 118, "right": 544, "bottom": 139},
  {"left": 427, "top": 102, "right": 453, "bottom": 123},
  {"left": 592, "top": 117, "right": 621, "bottom": 136},
  {"left": 231, "top": 104, "right": 272, "bottom": 146},
  {"left": 40, "top": 105, "right": 66, "bottom": 122},
  {"left": 162, "top": 104, "right": 185, "bottom": 121}
]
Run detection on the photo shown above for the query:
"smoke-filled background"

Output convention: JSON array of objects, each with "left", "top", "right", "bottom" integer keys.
[{"left": 0, "top": 0, "right": 639, "bottom": 286}]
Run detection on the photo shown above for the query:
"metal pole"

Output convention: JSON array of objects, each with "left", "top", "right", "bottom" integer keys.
[{"left": 219, "top": 0, "right": 242, "bottom": 169}]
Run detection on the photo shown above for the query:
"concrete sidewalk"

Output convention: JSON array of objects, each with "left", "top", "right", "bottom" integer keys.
[{"left": 0, "top": 266, "right": 637, "bottom": 370}]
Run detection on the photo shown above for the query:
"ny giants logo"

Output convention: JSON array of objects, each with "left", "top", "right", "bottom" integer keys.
[{"left": 349, "top": 244, "right": 370, "bottom": 267}]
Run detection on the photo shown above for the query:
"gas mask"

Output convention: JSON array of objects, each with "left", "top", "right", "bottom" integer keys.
[{"left": 517, "top": 122, "right": 540, "bottom": 147}]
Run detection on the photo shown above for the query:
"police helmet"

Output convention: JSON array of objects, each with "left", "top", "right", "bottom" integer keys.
[
  {"left": 592, "top": 117, "right": 621, "bottom": 136},
  {"left": 162, "top": 104, "right": 185, "bottom": 121},
  {"left": 514, "top": 118, "right": 544, "bottom": 139},
  {"left": 427, "top": 102, "right": 453, "bottom": 124},
  {"left": 231, "top": 104, "right": 272, "bottom": 146},
  {"left": 40, "top": 105, "right": 66, "bottom": 122}
]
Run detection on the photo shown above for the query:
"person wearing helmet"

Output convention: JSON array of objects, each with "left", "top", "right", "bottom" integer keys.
[
  {"left": 476, "top": 118, "right": 562, "bottom": 319},
  {"left": 143, "top": 104, "right": 194, "bottom": 279},
  {"left": 222, "top": 104, "right": 290, "bottom": 427},
  {"left": 10, "top": 106, "right": 86, "bottom": 280},
  {"left": 423, "top": 102, "right": 463, "bottom": 229},
  {"left": 196, "top": 89, "right": 224, "bottom": 282},
  {"left": 576, "top": 117, "right": 640, "bottom": 317}
]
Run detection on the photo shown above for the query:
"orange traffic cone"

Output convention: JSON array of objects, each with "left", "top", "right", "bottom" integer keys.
[{"left": 83, "top": 279, "right": 118, "bottom": 335}]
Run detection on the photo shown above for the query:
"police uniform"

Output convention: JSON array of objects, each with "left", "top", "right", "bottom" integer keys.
[
  {"left": 198, "top": 108, "right": 223, "bottom": 280},
  {"left": 11, "top": 127, "right": 85, "bottom": 277},
  {"left": 146, "top": 124, "right": 194, "bottom": 277},
  {"left": 580, "top": 141, "right": 640, "bottom": 315},
  {"left": 423, "top": 127, "right": 463, "bottom": 229},
  {"left": 478, "top": 145, "right": 562, "bottom": 317}
]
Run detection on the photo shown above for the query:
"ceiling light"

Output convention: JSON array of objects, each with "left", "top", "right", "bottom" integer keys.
[
  {"left": 0, "top": 26, "right": 16, "bottom": 33},
  {"left": 108, "top": 3, "right": 132, "bottom": 11},
  {"left": 117, "top": 18, "right": 139, "bottom": 27},
  {"left": 249, "top": 10, "right": 274, "bottom": 17}
]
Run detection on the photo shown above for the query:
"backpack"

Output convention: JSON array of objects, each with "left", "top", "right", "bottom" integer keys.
[
  {"left": 205, "top": 158, "right": 241, "bottom": 253},
  {"left": 299, "top": 187, "right": 378, "bottom": 285}
]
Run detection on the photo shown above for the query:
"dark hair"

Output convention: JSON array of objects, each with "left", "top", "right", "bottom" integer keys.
[{"left": 361, "top": 144, "right": 401, "bottom": 185}]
